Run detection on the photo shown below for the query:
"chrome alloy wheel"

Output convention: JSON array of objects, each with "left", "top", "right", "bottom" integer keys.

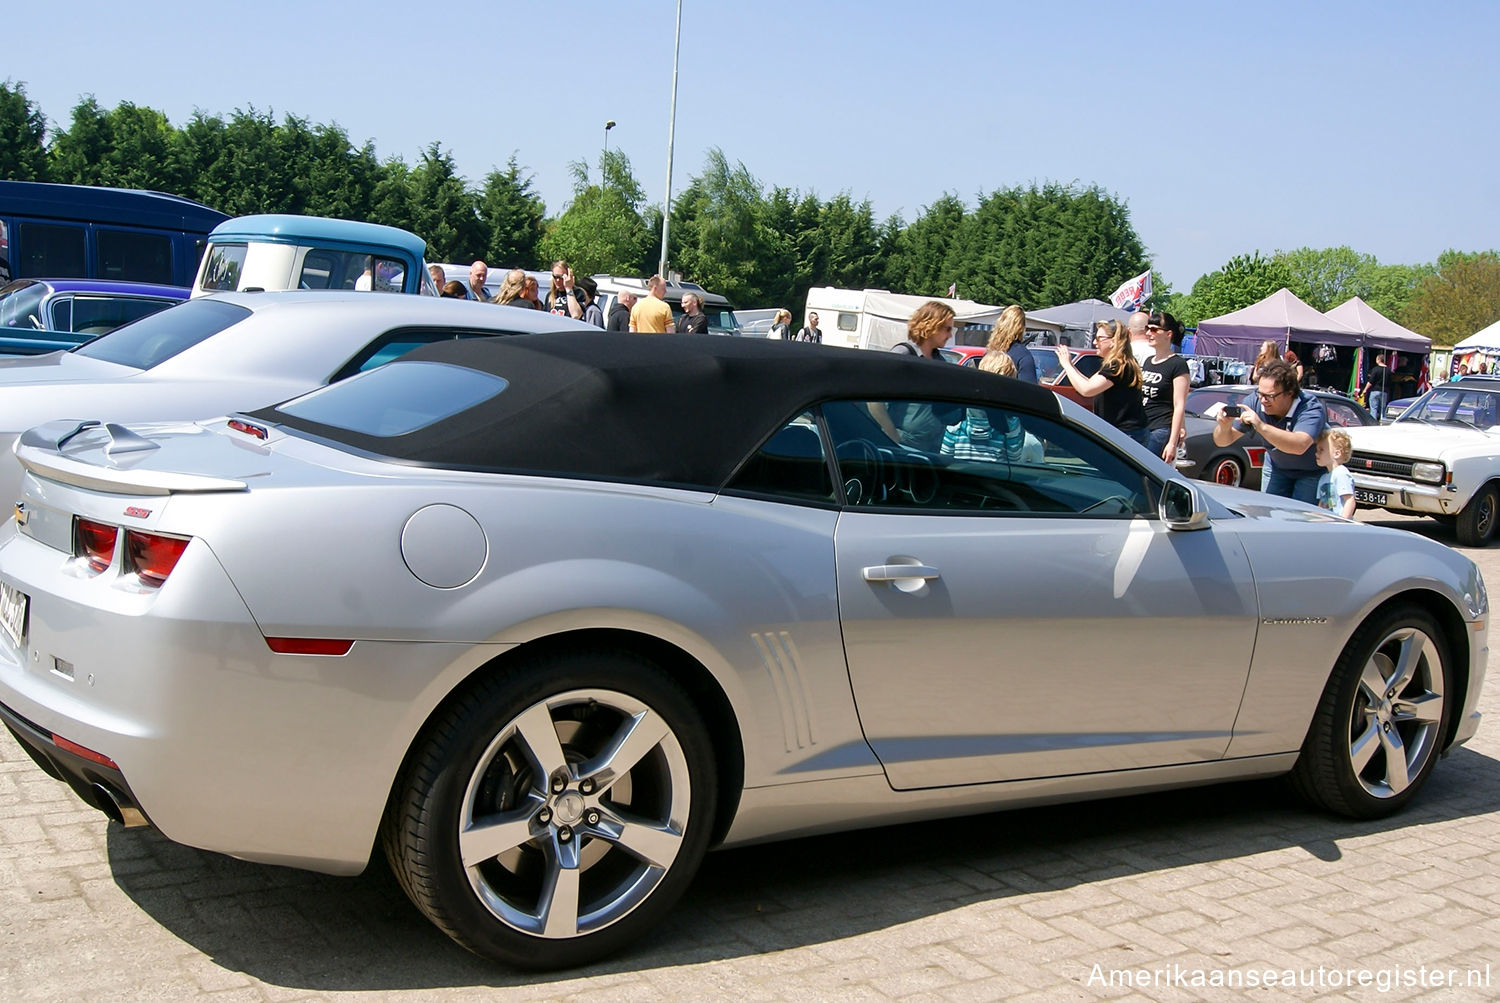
[
  {"left": 1346, "top": 625, "right": 1445, "bottom": 799},
  {"left": 458, "top": 688, "right": 692, "bottom": 939}
]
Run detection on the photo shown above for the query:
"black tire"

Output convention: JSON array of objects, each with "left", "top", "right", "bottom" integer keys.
[
  {"left": 1209, "top": 455, "right": 1244, "bottom": 487},
  {"left": 1454, "top": 484, "right": 1498, "bottom": 546},
  {"left": 1289, "top": 605, "right": 1452, "bottom": 818},
  {"left": 382, "top": 647, "right": 717, "bottom": 968}
]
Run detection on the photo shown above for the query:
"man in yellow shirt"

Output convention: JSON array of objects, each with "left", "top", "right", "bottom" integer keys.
[{"left": 629, "top": 275, "right": 675, "bottom": 333}]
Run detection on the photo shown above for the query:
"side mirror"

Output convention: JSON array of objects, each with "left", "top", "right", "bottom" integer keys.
[{"left": 1160, "top": 478, "right": 1210, "bottom": 531}]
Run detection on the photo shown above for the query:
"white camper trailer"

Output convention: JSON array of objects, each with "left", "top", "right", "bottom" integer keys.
[{"left": 802, "top": 287, "right": 1062, "bottom": 350}]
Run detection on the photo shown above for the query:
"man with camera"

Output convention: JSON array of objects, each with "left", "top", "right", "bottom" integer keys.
[{"left": 1212, "top": 358, "right": 1328, "bottom": 503}]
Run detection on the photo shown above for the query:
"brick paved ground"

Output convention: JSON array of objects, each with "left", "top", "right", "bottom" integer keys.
[{"left": 2, "top": 511, "right": 1498, "bottom": 1001}]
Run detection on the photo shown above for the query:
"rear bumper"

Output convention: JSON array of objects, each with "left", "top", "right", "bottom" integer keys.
[
  {"left": 0, "top": 527, "right": 502, "bottom": 875},
  {"left": 0, "top": 698, "right": 150, "bottom": 827}
]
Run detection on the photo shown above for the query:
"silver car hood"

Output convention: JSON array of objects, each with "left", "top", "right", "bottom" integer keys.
[
  {"left": 1198, "top": 481, "right": 1337, "bottom": 524},
  {"left": 0, "top": 350, "right": 136, "bottom": 385}
]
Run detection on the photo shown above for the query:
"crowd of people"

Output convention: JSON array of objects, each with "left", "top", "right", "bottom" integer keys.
[
  {"left": 884, "top": 299, "right": 1350, "bottom": 515},
  {"left": 431, "top": 259, "right": 708, "bottom": 334}
]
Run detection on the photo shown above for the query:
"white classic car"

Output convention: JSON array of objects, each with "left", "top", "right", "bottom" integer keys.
[{"left": 1346, "top": 381, "right": 1500, "bottom": 545}]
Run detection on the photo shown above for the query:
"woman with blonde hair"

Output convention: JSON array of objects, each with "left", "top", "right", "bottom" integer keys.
[
  {"left": 984, "top": 304, "right": 1038, "bottom": 382},
  {"left": 770, "top": 309, "right": 793, "bottom": 340},
  {"left": 1054, "top": 319, "right": 1150, "bottom": 445},
  {"left": 491, "top": 268, "right": 528, "bottom": 307},
  {"left": 1251, "top": 339, "right": 1279, "bottom": 382}
]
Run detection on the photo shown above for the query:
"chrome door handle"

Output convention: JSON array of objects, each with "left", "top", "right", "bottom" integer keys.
[{"left": 862, "top": 564, "right": 941, "bottom": 583}]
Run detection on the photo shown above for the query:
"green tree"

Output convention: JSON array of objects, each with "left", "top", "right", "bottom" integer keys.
[
  {"left": 1356, "top": 261, "right": 1430, "bottom": 323},
  {"left": 1274, "top": 246, "right": 1374, "bottom": 311},
  {"left": 0, "top": 80, "right": 49, "bottom": 181},
  {"left": 48, "top": 97, "right": 112, "bottom": 186},
  {"left": 540, "top": 150, "right": 651, "bottom": 277},
  {"left": 50, "top": 99, "right": 180, "bottom": 193},
  {"left": 669, "top": 149, "right": 792, "bottom": 308},
  {"left": 478, "top": 156, "right": 547, "bottom": 267},
  {"left": 955, "top": 183, "right": 1147, "bottom": 308},
  {"left": 817, "top": 193, "right": 883, "bottom": 290},
  {"left": 1401, "top": 250, "right": 1500, "bottom": 344},
  {"left": 883, "top": 193, "right": 966, "bottom": 296},
  {"left": 1175, "top": 252, "right": 1305, "bottom": 327},
  {"left": 405, "top": 142, "right": 483, "bottom": 263}
]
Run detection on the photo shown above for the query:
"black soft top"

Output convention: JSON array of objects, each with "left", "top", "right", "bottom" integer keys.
[{"left": 254, "top": 332, "right": 1062, "bottom": 490}]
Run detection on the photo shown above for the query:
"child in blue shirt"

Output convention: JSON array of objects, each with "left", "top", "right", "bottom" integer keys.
[{"left": 1315, "top": 428, "right": 1356, "bottom": 518}]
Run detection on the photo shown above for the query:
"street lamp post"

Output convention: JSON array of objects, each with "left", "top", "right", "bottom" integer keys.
[
  {"left": 659, "top": 0, "right": 682, "bottom": 279},
  {"left": 603, "top": 120, "right": 615, "bottom": 158}
]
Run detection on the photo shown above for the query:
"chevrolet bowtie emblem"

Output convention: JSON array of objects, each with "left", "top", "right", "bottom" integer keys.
[{"left": 13, "top": 502, "right": 26, "bottom": 526}]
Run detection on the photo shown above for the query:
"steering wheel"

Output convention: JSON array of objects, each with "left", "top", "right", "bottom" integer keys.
[
  {"left": 899, "top": 452, "right": 940, "bottom": 505},
  {"left": 979, "top": 484, "right": 1029, "bottom": 511},
  {"left": 836, "top": 438, "right": 882, "bottom": 505}
]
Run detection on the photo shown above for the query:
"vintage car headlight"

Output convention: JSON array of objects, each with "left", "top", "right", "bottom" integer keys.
[{"left": 1411, "top": 462, "right": 1445, "bottom": 484}]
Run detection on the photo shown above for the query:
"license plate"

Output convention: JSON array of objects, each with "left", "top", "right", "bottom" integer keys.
[
  {"left": 1355, "top": 488, "right": 1387, "bottom": 505},
  {"left": 0, "top": 580, "right": 27, "bottom": 649}
]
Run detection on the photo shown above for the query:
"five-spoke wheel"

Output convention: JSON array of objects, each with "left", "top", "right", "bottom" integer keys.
[
  {"left": 1290, "top": 606, "right": 1452, "bottom": 818},
  {"left": 383, "top": 649, "right": 716, "bottom": 968}
]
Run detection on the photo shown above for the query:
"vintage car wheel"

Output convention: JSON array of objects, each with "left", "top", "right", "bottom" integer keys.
[
  {"left": 1289, "top": 606, "right": 1451, "bottom": 818},
  {"left": 382, "top": 649, "right": 717, "bottom": 968},
  {"left": 1209, "top": 456, "right": 1244, "bottom": 487},
  {"left": 1454, "top": 484, "right": 1498, "bottom": 546}
]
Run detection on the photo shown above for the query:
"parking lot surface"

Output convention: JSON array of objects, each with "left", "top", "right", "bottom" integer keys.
[{"left": 3, "top": 510, "right": 1499, "bottom": 1001}]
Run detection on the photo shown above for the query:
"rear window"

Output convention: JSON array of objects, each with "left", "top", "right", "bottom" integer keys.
[
  {"left": 69, "top": 296, "right": 178, "bottom": 335},
  {"left": 275, "top": 361, "right": 507, "bottom": 436},
  {"left": 74, "top": 299, "right": 250, "bottom": 370}
]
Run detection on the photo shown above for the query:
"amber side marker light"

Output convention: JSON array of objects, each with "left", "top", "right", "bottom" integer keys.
[{"left": 265, "top": 638, "right": 354, "bottom": 656}]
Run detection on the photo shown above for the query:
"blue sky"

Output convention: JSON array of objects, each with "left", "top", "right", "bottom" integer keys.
[{"left": 9, "top": 1, "right": 1497, "bottom": 296}]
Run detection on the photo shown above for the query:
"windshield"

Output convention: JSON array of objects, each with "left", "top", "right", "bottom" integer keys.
[
  {"left": 74, "top": 299, "right": 251, "bottom": 370},
  {"left": 1396, "top": 386, "right": 1500, "bottom": 428},
  {"left": 0, "top": 281, "right": 47, "bottom": 330}
]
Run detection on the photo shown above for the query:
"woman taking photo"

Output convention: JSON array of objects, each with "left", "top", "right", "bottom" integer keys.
[
  {"left": 1054, "top": 320, "right": 1149, "bottom": 446},
  {"left": 1140, "top": 311, "right": 1190, "bottom": 462}
]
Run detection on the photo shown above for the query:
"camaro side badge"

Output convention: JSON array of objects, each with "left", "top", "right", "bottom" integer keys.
[
  {"left": 12, "top": 502, "right": 26, "bottom": 526},
  {"left": 1262, "top": 617, "right": 1328, "bottom": 625},
  {"left": 124, "top": 506, "right": 152, "bottom": 519}
]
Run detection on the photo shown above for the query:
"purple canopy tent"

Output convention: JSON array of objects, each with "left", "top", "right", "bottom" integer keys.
[
  {"left": 1193, "top": 288, "right": 1364, "bottom": 362},
  {"left": 1324, "top": 296, "right": 1431, "bottom": 354}
]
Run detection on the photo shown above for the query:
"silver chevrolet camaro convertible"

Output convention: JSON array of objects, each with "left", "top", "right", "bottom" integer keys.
[{"left": 0, "top": 333, "right": 1487, "bottom": 968}]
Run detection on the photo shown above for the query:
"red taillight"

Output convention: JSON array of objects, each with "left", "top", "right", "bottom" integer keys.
[
  {"left": 124, "top": 531, "right": 190, "bottom": 588},
  {"left": 265, "top": 637, "right": 354, "bottom": 656},
  {"left": 52, "top": 733, "right": 120, "bottom": 770},
  {"left": 75, "top": 518, "right": 117, "bottom": 573}
]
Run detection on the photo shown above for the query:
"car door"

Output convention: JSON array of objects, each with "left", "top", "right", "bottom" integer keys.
[{"left": 825, "top": 398, "right": 1261, "bottom": 790}]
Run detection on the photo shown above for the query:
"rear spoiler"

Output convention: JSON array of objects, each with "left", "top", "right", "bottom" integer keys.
[{"left": 15, "top": 420, "right": 248, "bottom": 496}]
